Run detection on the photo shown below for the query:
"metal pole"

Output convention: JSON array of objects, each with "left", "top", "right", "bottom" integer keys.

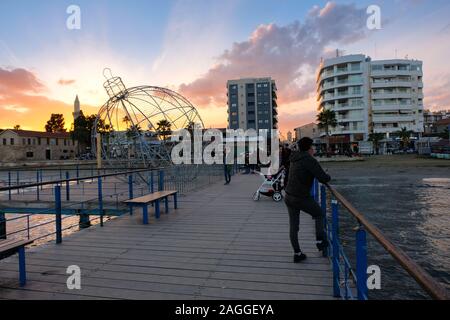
[
  {"left": 128, "top": 174, "right": 133, "bottom": 215},
  {"left": 98, "top": 177, "right": 104, "bottom": 227},
  {"left": 159, "top": 170, "right": 164, "bottom": 191},
  {"left": 320, "top": 184, "right": 328, "bottom": 257},
  {"left": 8, "top": 171, "right": 11, "bottom": 200},
  {"left": 55, "top": 185, "right": 62, "bottom": 244},
  {"left": 356, "top": 226, "right": 368, "bottom": 300},
  {"left": 36, "top": 171, "right": 40, "bottom": 201},
  {"left": 332, "top": 199, "right": 341, "bottom": 298},
  {"left": 76, "top": 164, "right": 80, "bottom": 185},
  {"left": 65, "top": 171, "right": 70, "bottom": 201}
]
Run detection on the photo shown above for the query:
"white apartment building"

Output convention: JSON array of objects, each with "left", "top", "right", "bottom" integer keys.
[{"left": 317, "top": 54, "right": 424, "bottom": 143}]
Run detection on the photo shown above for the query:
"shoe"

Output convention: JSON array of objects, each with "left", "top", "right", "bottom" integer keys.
[
  {"left": 293, "top": 252, "right": 307, "bottom": 263},
  {"left": 316, "top": 240, "right": 329, "bottom": 257}
]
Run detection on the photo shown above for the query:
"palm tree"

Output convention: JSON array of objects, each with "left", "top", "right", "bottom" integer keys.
[
  {"left": 156, "top": 119, "right": 172, "bottom": 141},
  {"left": 122, "top": 115, "right": 131, "bottom": 128},
  {"left": 368, "top": 132, "right": 385, "bottom": 155},
  {"left": 395, "top": 127, "right": 414, "bottom": 150},
  {"left": 317, "top": 109, "right": 337, "bottom": 152},
  {"left": 13, "top": 125, "right": 21, "bottom": 130}
]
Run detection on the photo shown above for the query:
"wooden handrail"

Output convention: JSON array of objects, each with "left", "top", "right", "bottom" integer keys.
[{"left": 325, "top": 183, "right": 449, "bottom": 300}]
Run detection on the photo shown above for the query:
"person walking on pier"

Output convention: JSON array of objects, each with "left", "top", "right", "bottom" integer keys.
[
  {"left": 284, "top": 137, "right": 331, "bottom": 263},
  {"left": 223, "top": 146, "right": 232, "bottom": 185}
]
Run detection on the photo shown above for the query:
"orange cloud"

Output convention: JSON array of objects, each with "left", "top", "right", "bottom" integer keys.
[
  {"left": 0, "top": 67, "right": 97, "bottom": 130},
  {"left": 57, "top": 79, "right": 76, "bottom": 86}
]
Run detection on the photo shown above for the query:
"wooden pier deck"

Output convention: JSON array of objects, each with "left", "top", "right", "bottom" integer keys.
[{"left": 0, "top": 174, "right": 333, "bottom": 300}]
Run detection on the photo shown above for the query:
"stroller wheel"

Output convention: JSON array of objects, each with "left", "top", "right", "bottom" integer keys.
[
  {"left": 252, "top": 191, "right": 260, "bottom": 201},
  {"left": 272, "top": 192, "right": 283, "bottom": 202}
]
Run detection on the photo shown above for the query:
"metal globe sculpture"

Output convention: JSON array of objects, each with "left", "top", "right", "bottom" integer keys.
[{"left": 93, "top": 69, "right": 204, "bottom": 167}]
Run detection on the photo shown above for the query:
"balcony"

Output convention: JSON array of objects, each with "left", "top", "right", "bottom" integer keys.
[
  {"left": 371, "top": 92, "right": 412, "bottom": 99},
  {"left": 372, "top": 103, "right": 414, "bottom": 111},
  {"left": 371, "top": 80, "right": 412, "bottom": 88},
  {"left": 372, "top": 115, "right": 415, "bottom": 123}
]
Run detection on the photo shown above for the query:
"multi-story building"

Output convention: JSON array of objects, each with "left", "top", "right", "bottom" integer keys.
[
  {"left": 317, "top": 54, "right": 371, "bottom": 142},
  {"left": 370, "top": 59, "right": 424, "bottom": 136},
  {"left": 227, "top": 78, "right": 278, "bottom": 132},
  {"left": 317, "top": 54, "right": 424, "bottom": 143},
  {"left": 0, "top": 130, "right": 77, "bottom": 162},
  {"left": 423, "top": 109, "right": 450, "bottom": 134}
]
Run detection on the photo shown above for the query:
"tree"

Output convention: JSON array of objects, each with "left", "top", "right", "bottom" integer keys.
[
  {"left": 395, "top": 127, "right": 414, "bottom": 150},
  {"left": 317, "top": 109, "right": 337, "bottom": 152},
  {"left": 122, "top": 115, "right": 131, "bottom": 128},
  {"left": 13, "top": 125, "right": 21, "bottom": 130},
  {"left": 71, "top": 112, "right": 109, "bottom": 154},
  {"left": 368, "top": 132, "right": 385, "bottom": 155},
  {"left": 438, "top": 127, "right": 449, "bottom": 140},
  {"left": 156, "top": 119, "right": 172, "bottom": 141},
  {"left": 45, "top": 114, "right": 66, "bottom": 133}
]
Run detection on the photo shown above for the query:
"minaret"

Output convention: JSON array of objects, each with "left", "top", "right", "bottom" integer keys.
[{"left": 73, "top": 95, "right": 81, "bottom": 120}]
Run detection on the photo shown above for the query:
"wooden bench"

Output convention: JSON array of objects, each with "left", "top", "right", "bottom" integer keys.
[
  {"left": 0, "top": 239, "right": 34, "bottom": 286},
  {"left": 124, "top": 190, "right": 178, "bottom": 224}
]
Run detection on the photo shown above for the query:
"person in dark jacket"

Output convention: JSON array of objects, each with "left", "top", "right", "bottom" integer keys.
[{"left": 285, "top": 137, "right": 331, "bottom": 263}]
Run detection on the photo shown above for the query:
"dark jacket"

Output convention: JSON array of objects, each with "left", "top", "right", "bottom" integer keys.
[{"left": 285, "top": 151, "right": 331, "bottom": 198}]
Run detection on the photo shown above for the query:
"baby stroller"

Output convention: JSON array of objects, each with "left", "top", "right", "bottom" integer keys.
[{"left": 252, "top": 167, "right": 286, "bottom": 202}]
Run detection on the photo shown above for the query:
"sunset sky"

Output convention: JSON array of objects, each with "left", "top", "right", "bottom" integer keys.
[{"left": 1, "top": 0, "right": 450, "bottom": 135}]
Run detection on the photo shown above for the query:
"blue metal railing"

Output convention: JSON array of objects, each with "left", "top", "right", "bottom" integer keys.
[
  {"left": 312, "top": 179, "right": 448, "bottom": 300},
  {"left": 312, "top": 180, "right": 366, "bottom": 300},
  {"left": 1, "top": 164, "right": 224, "bottom": 246}
]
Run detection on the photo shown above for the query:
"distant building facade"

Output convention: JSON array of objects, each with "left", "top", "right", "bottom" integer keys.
[
  {"left": 317, "top": 54, "right": 424, "bottom": 143},
  {"left": 294, "top": 123, "right": 320, "bottom": 143},
  {"left": 0, "top": 130, "right": 77, "bottom": 162},
  {"left": 423, "top": 109, "right": 450, "bottom": 134},
  {"left": 227, "top": 78, "right": 278, "bottom": 132}
]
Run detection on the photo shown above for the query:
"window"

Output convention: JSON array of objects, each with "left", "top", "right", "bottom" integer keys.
[
  {"left": 38, "top": 138, "right": 41, "bottom": 145},
  {"left": 2, "top": 138, "right": 6, "bottom": 145},
  {"left": 22, "top": 138, "right": 26, "bottom": 145},
  {"left": 27, "top": 138, "right": 31, "bottom": 145},
  {"left": 26, "top": 151, "right": 34, "bottom": 158},
  {"left": 47, "top": 138, "right": 50, "bottom": 145},
  {"left": 372, "top": 65, "right": 382, "bottom": 71},
  {"left": 64, "top": 139, "right": 67, "bottom": 146},
  {"left": 10, "top": 138, "right": 14, "bottom": 145},
  {"left": 56, "top": 139, "right": 59, "bottom": 146}
]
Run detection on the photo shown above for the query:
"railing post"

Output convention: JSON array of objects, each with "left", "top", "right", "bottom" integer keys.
[
  {"left": 76, "top": 164, "right": 80, "bottom": 184},
  {"left": 159, "top": 170, "right": 164, "bottom": 191},
  {"left": 356, "top": 226, "right": 368, "bottom": 300},
  {"left": 98, "top": 177, "right": 104, "bottom": 227},
  {"left": 320, "top": 184, "right": 328, "bottom": 257},
  {"left": 36, "top": 170, "right": 40, "bottom": 201},
  {"left": 0, "top": 211, "right": 6, "bottom": 240},
  {"left": 65, "top": 171, "right": 70, "bottom": 201},
  {"left": 16, "top": 171, "right": 19, "bottom": 194},
  {"left": 314, "top": 179, "right": 319, "bottom": 202},
  {"left": 332, "top": 199, "right": 341, "bottom": 298},
  {"left": 8, "top": 171, "right": 11, "bottom": 200},
  {"left": 55, "top": 185, "right": 62, "bottom": 244},
  {"left": 128, "top": 174, "right": 133, "bottom": 215}
]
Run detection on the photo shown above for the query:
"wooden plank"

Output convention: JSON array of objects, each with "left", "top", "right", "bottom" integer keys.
[
  {"left": 124, "top": 190, "right": 177, "bottom": 204},
  {"left": 0, "top": 174, "right": 334, "bottom": 300},
  {"left": 0, "top": 239, "right": 34, "bottom": 253}
]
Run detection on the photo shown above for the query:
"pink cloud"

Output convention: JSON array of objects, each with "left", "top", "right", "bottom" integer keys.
[{"left": 179, "top": 1, "right": 368, "bottom": 109}]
